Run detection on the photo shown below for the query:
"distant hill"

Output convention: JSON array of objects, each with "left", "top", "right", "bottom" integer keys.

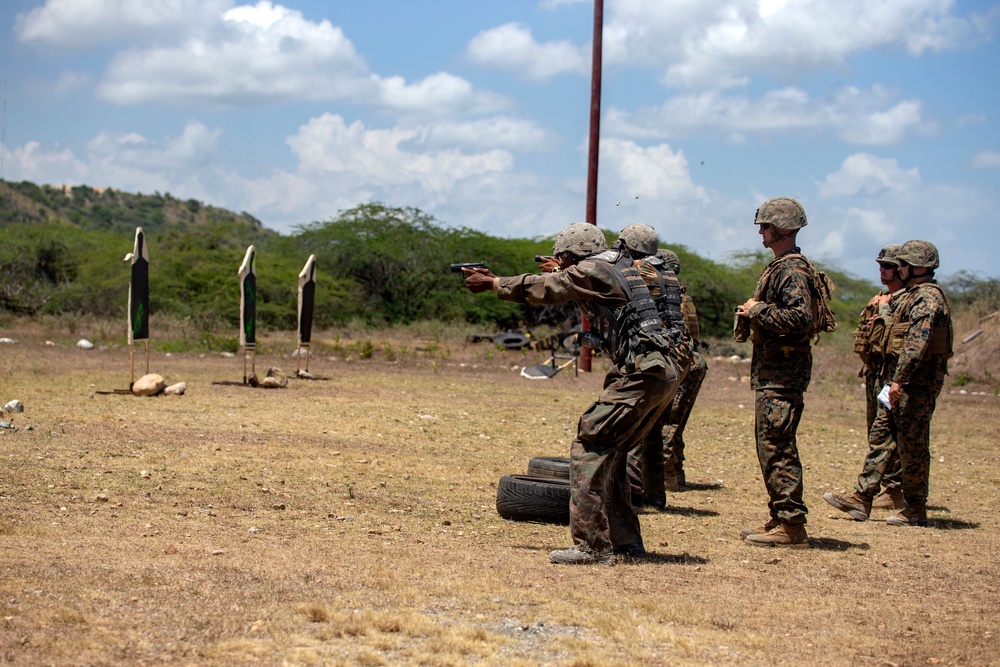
[{"left": 0, "top": 179, "right": 274, "bottom": 245}]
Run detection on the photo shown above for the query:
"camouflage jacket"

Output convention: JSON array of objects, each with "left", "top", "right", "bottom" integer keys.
[
  {"left": 495, "top": 255, "right": 668, "bottom": 371},
  {"left": 883, "top": 281, "right": 952, "bottom": 388},
  {"left": 746, "top": 248, "right": 815, "bottom": 392}
]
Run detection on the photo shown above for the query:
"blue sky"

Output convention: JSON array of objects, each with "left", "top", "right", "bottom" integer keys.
[{"left": 2, "top": 0, "right": 998, "bottom": 280}]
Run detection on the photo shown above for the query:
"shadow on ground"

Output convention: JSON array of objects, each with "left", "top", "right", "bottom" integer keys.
[{"left": 807, "top": 536, "right": 871, "bottom": 551}]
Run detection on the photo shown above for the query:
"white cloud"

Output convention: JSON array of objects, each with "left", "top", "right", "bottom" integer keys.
[
  {"left": 15, "top": 0, "right": 233, "bottom": 48},
  {"left": 466, "top": 22, "right": 588, "bottom": 81},
  {"left": 286, "top": 114, "right": 513, "bottom": 193},
  {"left": 6, "top": 141, "right": 88, "bottom": 185},
  {"left": 421, "top": 117, "right": 557, "bottom": 154},
  {"left": 602, "top": 0, "right": 989, "bottom": 88},
  {"left": 971, "top": 150, "right": 1000, "bottom": 168},
  {"left": 818, "top": 154, "right": 921, "bottom": 198},
  {"left": 49, "top": 71, "right": 92, "bottom": 96},
  {"left": 96, "top": 2, "right": 374, "bottom": 108},
  {"left": 605, "top": 85, "right": 932, "bottom": 145},
  {"left": 600, "top": 138, "right": 708, "bottom": 203},
  {"left": 86, "top": 121, "right": 222, "bottom": 171},
  {"left": 372, "top": 73, "right": 508, "bottom": 119}
]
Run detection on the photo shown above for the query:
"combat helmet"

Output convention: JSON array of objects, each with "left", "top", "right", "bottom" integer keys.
[
  {"left": 553, "top": 222, "right": 607, "bottom": 259},
  {"left": 876, "top": 244, "right": 901, "bottom": 267},
  {"left": 754, "top": 197, "right": 807, "bottom": 231},
  {"left": 618, "top": 224, "right": 659, "bottom": 257},
  {"left": 657, "top": 249, "right": 681, "bottom": 275},
  {"left": 896, "top": 239, "right": 939, "bottom": 270}
]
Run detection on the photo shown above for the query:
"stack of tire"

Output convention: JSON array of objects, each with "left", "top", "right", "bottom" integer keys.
[{"left": 495, "top": 456, "right": 571, "bottom": 524}]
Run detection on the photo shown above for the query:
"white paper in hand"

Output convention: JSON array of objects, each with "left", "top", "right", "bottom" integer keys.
[{"left": 878, "top": 384, "right": 892, "bottom": 410}]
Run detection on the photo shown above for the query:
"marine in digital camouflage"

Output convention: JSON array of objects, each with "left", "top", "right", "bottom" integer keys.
[
  {"left": 859, "top": 279, "right": 951, "bottom": 510},
  {"left": 744, "top": 247, "right": 815, "bottom": 525}
]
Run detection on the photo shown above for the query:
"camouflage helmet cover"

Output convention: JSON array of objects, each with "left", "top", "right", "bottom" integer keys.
[
  {"left": 754, "top": 197, "right": 807, "bottom": 231},
  {"left": 618, "top": 224, "right": 659, "bottom": 257},
  {"left": 553, "top": 222, "right": 607, "bottom": 258},
  {"left": 876, "top": 243, "right": 902, "bottom": 267},
  {"left": 656, "top": 248, "right": 681, "bottom": 275},
  {"left": 896, "top": 239, "right": 940, "bottom": 270}
]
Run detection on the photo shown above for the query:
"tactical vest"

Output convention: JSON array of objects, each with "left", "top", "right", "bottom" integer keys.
[
  {"left": 580, "top": 249, "right": 670, "bottom": 368},
  {"left": 852, "top": 296, "right": 883, "bottom": 365},
  {"left": 680, "top": 288, "right": 700, "bottom": 340},
  {"left": 642, "top": 255, "right": 692, "bottom": 368},
  {"left": 751, "top": 250, "right": 836, "bottom": 346},
  {"left": 883, "top": 282, "right": 954, "bottom": 360}
]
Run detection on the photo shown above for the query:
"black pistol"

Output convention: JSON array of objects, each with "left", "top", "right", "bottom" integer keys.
[{"left": 450, "top": 262, "right": 487, "bottom": 273}]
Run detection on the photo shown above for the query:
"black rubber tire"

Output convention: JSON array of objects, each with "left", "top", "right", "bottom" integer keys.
[
  {"left": 493, "top": 332, "right": 531, "bottom": 349},
  {"left": 495, "top": 474, "right": 570, "bottom": 525},
  {"left": 526, "top": 456, "right": 570, "bottom": 480}
]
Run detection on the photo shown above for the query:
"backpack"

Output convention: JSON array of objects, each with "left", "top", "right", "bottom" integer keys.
[{"left": 756, "top": 252, "right": 837, "bottom": 336}]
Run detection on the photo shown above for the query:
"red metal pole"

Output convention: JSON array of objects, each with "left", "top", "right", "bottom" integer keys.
[{"left": 580, "top": 0, "right": 603, "bottom": 373}]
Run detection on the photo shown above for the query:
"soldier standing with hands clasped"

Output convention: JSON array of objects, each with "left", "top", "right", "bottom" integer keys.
[
  {"left": 462, "top": 222, "right": 679, "bottom": 564},
  {"left": 734, "top": 197, "right": 826, "bottom": 548}
]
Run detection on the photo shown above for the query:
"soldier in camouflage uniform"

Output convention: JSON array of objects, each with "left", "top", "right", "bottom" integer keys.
[
  {"left": 658, "top": 248, "right": 709, "bottom": 491},
  {"left": 822, "top": 246, "right": 905, "bottom": 519},
  {"left": 462, "top": 222, "right": 680, "bottom": 563},
  {"left": 824, "top": 240, "right": 951, "bottom": 527},
  {"left": 734, "top": 197, "right": 817, "bottom": 548},
  {"left": 615, "top": 225, "right": 690, "bottom": 510}
]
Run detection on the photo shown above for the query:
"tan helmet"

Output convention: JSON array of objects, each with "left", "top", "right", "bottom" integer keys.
[
  {"left": 876, "top": 244, "right": 901, "bottom": 266},
  {"left": 656, "top": 248, "right": 681, "bottom": 274},
  {"left": 754, "top": 197, "right": 807, "bottom": 231},
  {"left": 896, "top": 239, "right": 940, "bottom": 270},
  {"left": 553, "top": 222, "right": 607, "bottom": 258},
  {"left": 618, "top": 224, "right": 659, "bottom": 257}
]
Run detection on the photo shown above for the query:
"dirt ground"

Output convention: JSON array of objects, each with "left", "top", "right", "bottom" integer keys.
[{"left": 0, "top": 326, "right": 998, "bottom": 666}]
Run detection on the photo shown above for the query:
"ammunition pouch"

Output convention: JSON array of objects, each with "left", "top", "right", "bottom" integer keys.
[
  {"left": 885, "top": 322, "right": 953, "bottom": 360},
  {"left": 734, "top": 312, "right": 750, "bottom": 343}
]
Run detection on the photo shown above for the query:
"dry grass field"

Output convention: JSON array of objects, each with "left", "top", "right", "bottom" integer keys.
[{"left": 1, "top": 322, "right": 998, "bottom": 666}]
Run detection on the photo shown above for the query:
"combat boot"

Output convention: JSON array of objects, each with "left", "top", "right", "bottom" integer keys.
[
  {"left": 886, "top": 505, "right": 928, "bottom": 527},
  {"left": 549, "top": 546, "right": 612, "bottom": 565},
  {"left": 822, "top": 491, "right": 872, "bottom": 521},
  {"left": 744, "top": 522, "right": 809, "bottom": 549},
  {"left": 739, "top": 517, "right": 779, "bottom": 538},
  {"left": 872, "top": 488, "right": 905, "bottom": 510},
  {"left": 612, "top": 543, "right": 648, "bottom": 562}
]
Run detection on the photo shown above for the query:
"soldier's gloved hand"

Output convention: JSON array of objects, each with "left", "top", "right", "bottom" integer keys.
[{"left": 462, "top": 267, "right": 497, "bottom": 293}]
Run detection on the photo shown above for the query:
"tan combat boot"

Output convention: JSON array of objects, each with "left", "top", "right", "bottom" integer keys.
[
  {"left": 886, "top": 505, "right": 928, "bottom": 527},
  {"left": 872, "top": 488, "right": 905, "bottom": 510},
  {"left": 822, "top": 491, "right": 872, "bottom": 521},
  {"left": 739, "top": 517, "right": 779, "bottom": 538},
  {"left": 744, "top": 522, "right": 809, "bottom": 548}
]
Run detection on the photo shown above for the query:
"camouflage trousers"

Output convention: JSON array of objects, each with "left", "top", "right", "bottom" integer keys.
[
  {"left": 662, "top": 350, "right": 708, "bottom": 473},
  {"left": 857, "top": 381, "right": 941, "bottom": 506},
  {"left": 625, "top": 356, "right": 685, "bottom": 507},
  {"left": 854, "top": 370, "right": 900, "bottom": 495},
  {"left": 754, "top": 389, "right": 808, "bottom": 525},
  {"left": 570, "top": 352, "right": 679, "bottom": 554}
]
